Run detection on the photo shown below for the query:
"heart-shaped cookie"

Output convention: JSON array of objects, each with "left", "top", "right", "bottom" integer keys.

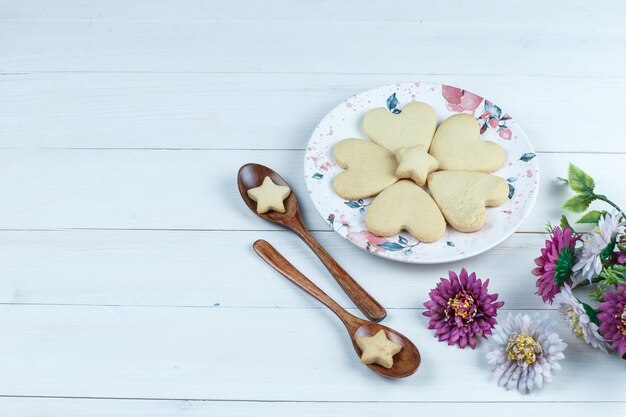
[
  {"left": 429, "top": 113, "right": 505, "bottom": 172},
  {"left": 333, "top": 138, "right": 398, "bottom": 200},
  {"left": 365, "top": 180, "right": 446, "bottom": 242},
  {"left": 427, "top": 170, "right": 508, "bottom": 233},
  {"left": 362, "top": 102, "right": 437, "bottom": 152}
]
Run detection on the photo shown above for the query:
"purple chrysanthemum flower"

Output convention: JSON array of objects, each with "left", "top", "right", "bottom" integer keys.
[
  {"left": 598, "top": 284, "right": 626, "bottom": 357},
  {"left": 532, "top": 226, "right": 578, "bottom": 304},
  {"left": 423, "top": 268, "right": 504, "bottom": 349}
]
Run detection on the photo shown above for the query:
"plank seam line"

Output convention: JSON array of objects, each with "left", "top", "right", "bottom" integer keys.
[
  {"left": 0, "top": 395, "right": 621, "bottom": 403},
  {"left": 0, "top": 303, "right": 557, "bottom": 311},
  {"left": 0, "top": 228, "right": 549, "bottom": 234},
  {"left": 3, "top": 17, "right": 626, "bottom": 26},
  {"left": 3, "top": 70, "right": 626, "bottom": 80},
  {"left": 0, "top": 147, "right": 623, "bottom": 155}
]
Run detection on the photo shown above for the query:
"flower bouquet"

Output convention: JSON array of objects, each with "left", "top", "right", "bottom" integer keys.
[{"left": 532, "top": 163, "right": 626, "bottom": 357}]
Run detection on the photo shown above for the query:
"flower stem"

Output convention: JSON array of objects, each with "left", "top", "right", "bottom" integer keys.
[
  {"left": 594, "top": 194, "right": 626, "bottom": 220},
  {"left": 572, "top": 276, "right": 603, "bottom": 288}
]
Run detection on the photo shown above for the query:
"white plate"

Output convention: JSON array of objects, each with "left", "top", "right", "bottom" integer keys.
[{"left": 303, "top": 82, "right": 539, "bottom": 264}]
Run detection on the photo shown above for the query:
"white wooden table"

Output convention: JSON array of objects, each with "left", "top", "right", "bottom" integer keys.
[{"left": 1, "top": 1, "right": 625, "bottom": 415}]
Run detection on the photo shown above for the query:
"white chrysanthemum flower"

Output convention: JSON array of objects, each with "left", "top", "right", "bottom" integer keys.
[
  {"left": 573, "top": 211, "right": 624, "bottom": 283},
  {"left": 570, "top": 269, "right": 586, "bottom": 287},
  {"left": 486, "top": 313, "right": 566, "bottom": 394},
  {"left": 555, "top": 285, "right": 608, "bottom": 352}
]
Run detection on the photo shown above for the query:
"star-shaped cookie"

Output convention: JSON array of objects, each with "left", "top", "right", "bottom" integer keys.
[
  {"left": 395, "top": 145, "right": 439, "bottom": 186},
  {"left": 247, "top": 176, "right": 291, "bottom": 214},
  {"left": 356, "top": 330, "right": 402, "bottom": 369}
]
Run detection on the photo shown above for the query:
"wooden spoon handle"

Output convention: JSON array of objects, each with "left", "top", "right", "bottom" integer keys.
[
  {"left": 288, "top": 223, "right": 387, "bottom": 322},
  {"left": 253, "top": 239, "right": 360, "bottom": 328}
]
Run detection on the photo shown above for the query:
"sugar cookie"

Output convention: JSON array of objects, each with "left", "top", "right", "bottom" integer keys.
[
  {"left": 362, "top": 102, "right": 437, "bottom": 152},
  {"left": 395, "top": 145, "right": 439, "bottom": 187},
  {"left": 356, "top": 330, "right": 402, "bottom": 369},
  {"left": 247, "top": 176, "right": 291, "bottom": 214},
  {"left": 332, "top": 138, "right": 398, "bottom": 200},
  {"left": 427, "top": 170, "right": 508, "bottom": 233},
  {"left": 429, "top": 113, "right": 505, "bottom": 172},
  {"left": 365, "top": 180, "right": 446, "bottom": 242}
]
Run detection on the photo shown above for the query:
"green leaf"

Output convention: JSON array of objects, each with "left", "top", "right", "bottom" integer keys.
[
  {"left": 576, "top": 210, "right": 606, "bottom": 224},
  {"left": 589, "top": 285, "right": 606, "bottom": 302},
  {"left": 600, "top": 236, "right": 617, "bottom": 261},
  {"left": 556, "top": 176, "right": 569, "bottom": 184},
  {"left": 554, "top": 248, "right": 574, "bottom": 286},
  {"left": 377, "top": 242, "right": 404, "bottom": 251},
  {"left": 560, "top": 215, "right": 572, "bottom": 230},
  {"left": 568, "top": 163, "right": 595, "bottom": 195},
  {"left": 600, "top": 265, "right": 626, "bottom": 284},
  {"left": 581, "top": 302, "right": 600, "bottom": 326},
  {"left": 562, "top": 194, "right": 594, "bottom": 213},
  {"left": 520, "top": 153, "right": 536, "bottom": 162}
]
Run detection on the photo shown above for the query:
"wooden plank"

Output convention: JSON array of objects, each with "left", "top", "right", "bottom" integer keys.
[
  {"left": 2, "top": 72, "right": 625, "bottom": 153},
  {"left": 0, "top": 230, "right": 554, "bottom": 310},
  {"left": 1, "top": 397, "right": 623, "bottom": 417},
  {"left": 0, "top": 149, "right": 621, "bottom": 232},
  {"left": 4, "top": 0, "right": 624, "bottom": 25},
  {"left": 0, "top": 305, "right": 623, "bottom": 401},
  {"left": 1, "top": 19, "right": 624, "bottom": 76}
]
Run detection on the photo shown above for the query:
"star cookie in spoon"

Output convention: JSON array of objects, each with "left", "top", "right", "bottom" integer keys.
[
  {"left": 247, "top": 176, "right": 291, "bottom": 214},
  {"left": 356, "top": 329, "right": 402, "bottom": 369}
]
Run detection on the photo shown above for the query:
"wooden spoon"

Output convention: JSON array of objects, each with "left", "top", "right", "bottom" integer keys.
[
  {"left": 238, "top": 163, "right": 387, "bottom": 322},
  {"left": 253, "top": 239, "right": 420, "bottom": 378}
]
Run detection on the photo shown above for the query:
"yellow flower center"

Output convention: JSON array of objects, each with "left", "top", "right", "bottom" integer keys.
[
  {"left": 445, "top": 291, "right": 477, "bottom": 322},
  {"left": 565, "top": 308, "right": 584, "bottom": 339},
  {"left": 618, "top": 310, "right": 626, "bottom": 337},
  {"left": 506, "top": 334, "right": 542, "bottom": 365}
]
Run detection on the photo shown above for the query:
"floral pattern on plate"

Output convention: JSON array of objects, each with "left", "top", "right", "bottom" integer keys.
[{"left": 304, "top": 82, "right": 539, "bottom": 264}]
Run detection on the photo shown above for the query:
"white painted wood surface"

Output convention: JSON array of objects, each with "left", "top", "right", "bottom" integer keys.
[{"left": 1, "top": 1, "right": 625, "bottom": 415}]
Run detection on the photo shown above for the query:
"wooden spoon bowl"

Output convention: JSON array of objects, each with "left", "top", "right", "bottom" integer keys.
[
  {"left": 351, "top": 321, "right": 421, "bottom": 378},
  {"left": 237, "top": 163, "right": 299, "bottom": 225}
]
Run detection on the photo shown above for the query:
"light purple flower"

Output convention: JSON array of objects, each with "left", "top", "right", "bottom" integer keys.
[
  {"left": 423, "top": 268, "right": 504, "bottom": 349},
  {"left": 555, "top": 285, "right": 608, "bottom": 352},
  {"left": 573, "top": 211, "right": 624, "bottom": 283},
  {"left": 598, "top": 284, "right": 626, "bottom": 357},
  {"left": 532, "top": 226, "right": 578, "bottom": 303},
  {"left": 486, "top": 313, "right": 567, "bottom": 394}
]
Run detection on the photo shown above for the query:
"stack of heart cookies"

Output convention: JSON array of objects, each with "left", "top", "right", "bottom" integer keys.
[{"left": 332, "top": 102, "right": 509, "bottom": 243}]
